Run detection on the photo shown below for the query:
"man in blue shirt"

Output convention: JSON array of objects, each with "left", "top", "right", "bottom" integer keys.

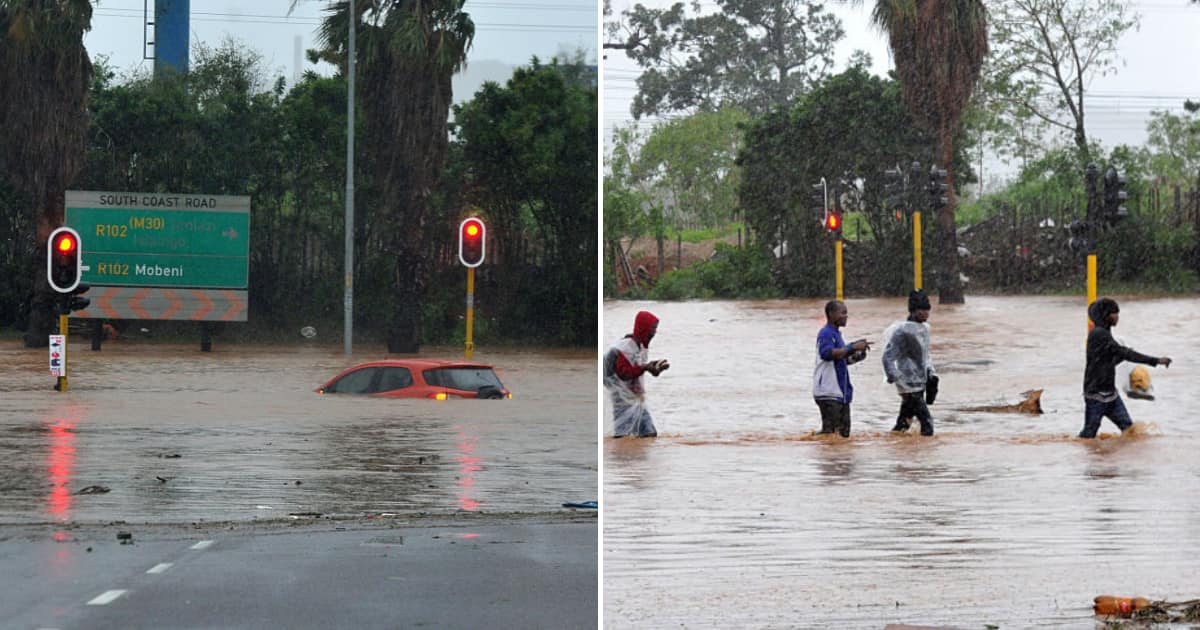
[{"left": 812, "top": 300, "right": 870, "bottom": 437}]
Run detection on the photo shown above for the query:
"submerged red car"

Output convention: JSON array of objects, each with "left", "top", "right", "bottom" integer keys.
[{"left": 316, "top": 359, "right": 511, "bottom": 400}]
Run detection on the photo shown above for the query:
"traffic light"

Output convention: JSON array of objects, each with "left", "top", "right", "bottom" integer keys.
[
  {"left": 47, "top": 227, "right": 83, "bottom": 293},
  {"left": 928, "top": 166, "right": 949, "bottom": 210},
  {"left": 458, "top": 217, "right": 486, "bottom": 267},
  {"left": 883, "top": 166, "right": 904, "bottom": 211},
  {"left": 811, "top": 180, "right": 827, "bottom": 218},
  {"left": 63, "top": 283, "right": 91, "bottom": 315},
  {"left": 824, "top": 211, "right": 842, "bottom": 235},
  {"left": 1103, "top": 166, "right": 1129, "bottom": 222}
]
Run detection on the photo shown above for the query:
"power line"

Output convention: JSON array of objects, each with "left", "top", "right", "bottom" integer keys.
[{"left": 92, "top": 8, "right": 594, "bottom": 31}]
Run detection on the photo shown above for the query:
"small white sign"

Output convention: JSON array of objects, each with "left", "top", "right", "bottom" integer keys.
[{"left": 49, "top": 335, "right": 65, "bottom": 377}]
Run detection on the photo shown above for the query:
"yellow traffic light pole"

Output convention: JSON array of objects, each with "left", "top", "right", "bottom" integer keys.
[
  {"left": 1087, "top": 254, "right": 1097, "bottom": 332},
  {"left": 465, "top": 267, "right": 475, "bottom": 360},
  {"left": 913, "top": 210, "right": 923, "bottom": 290},
  {"left": 834, "top": 237, "right": 843, "bottom": 300}
]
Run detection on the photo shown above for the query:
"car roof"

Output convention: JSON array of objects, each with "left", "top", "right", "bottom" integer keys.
[{"left": 344, "top": 359, "right": 495, "bottom": 370}]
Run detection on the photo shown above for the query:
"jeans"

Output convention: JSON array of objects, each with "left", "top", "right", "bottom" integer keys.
[
  {"left": 1079, "top": 397, "right": 1133, "bottom": 438},
  {"left": 893, "top": 392, "right": 934, "bottom": 436},
  {"left": 816, "top": 399, "right": 851, "bottom": 437}
]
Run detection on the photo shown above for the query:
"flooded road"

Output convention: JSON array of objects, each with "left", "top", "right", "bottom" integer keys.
[
  {"left": 604, "top": 296, "right": 1200, "bottom": 629},
  {"left": 0, "top": 341, "right": 596, "bottom": 525}
]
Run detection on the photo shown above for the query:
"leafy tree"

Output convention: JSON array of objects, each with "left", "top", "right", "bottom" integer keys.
[
  {"left": 738, "top": 66, "right": 943, "bottom": 296},
  {"left": 605, "top": 123, "right": 670, "bottom": 271},
  {"left": 638, "top": 107, "right": 747, "bottom": 228},
  {"left": 610, "top": 0, "right": 845, "bottom": 118},
  {"left": 853, "top": 0, "right": 988, "bottom": 304},
  {"left": 303, "top": 0, "right": 475, "bottom": 353},
  {"left": 1142, "top": 108, "right": 1200, "bottom": 186},
  {"left": 986, "top": 0, "right": 1138, "bottom": 167},
  {"left": 0, "top": 0, "right": 94, "bottom": 346},
  {"left": 452, "top": 57, "right": 597, "bottom": 346}
]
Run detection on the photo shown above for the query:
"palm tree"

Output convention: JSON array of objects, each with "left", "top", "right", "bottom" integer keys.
[
  {"left": 300, "top": 0, "right": 474, "bottom": 352},
  {"left": 0, "top": 0, "right": 95, "bottom": 345},
  {"left": 854, "top": 0, "right": 987, "bottom": 304}
]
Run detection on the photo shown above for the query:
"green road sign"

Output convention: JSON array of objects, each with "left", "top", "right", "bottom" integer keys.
[{"left": 66, "top": 191, "right": 250, "bottom": 289}]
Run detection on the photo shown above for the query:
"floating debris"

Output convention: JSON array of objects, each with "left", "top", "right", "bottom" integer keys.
[
  {"left": 960, "top": 389, "right": 1043, "bottom": 414},
  {"left": 75, "top": 485, "right": 111, "bottom": 495}
]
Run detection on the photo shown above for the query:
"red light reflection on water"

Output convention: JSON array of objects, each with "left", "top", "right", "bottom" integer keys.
[
  {"left": 461, "top": 533, "right": 481, "bottom": 539},
  {"left": 454, "top": 427, "right": 483, "bottom": 511},
  {"left": 46, "top": 419, "right": 77, "bottom": 522}
]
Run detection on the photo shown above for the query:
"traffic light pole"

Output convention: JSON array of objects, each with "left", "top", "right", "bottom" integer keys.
[
  {"left": 834, "top": 237, "right": 843, "bottom": 301},
  {"left": 1085, "top": 164, "right": 1099, "bottom": 333},
  {"left": 465, "top": 267, "right": 475, "bottom": 360},
  {"left": 913, "top": 210, "right": 923, "bottom": 291}
]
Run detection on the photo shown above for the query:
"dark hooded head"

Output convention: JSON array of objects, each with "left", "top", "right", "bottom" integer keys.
[
  {"left": 1089, "top": 298, "right": 1119, "bottom": 328},
  {"left": 908, "top": 289, "right": 931, "bottom": 313},
  {"left": 633, "top": 311, "right": 659, "bottom": 347}
]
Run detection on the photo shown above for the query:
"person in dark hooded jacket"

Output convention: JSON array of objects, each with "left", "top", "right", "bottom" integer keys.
[
  {"left": 604, "top": 311, "right": 670, "bottom": 437},
  {"left": 1079, "top": 298, "right": 1171, "bottom": 438}
]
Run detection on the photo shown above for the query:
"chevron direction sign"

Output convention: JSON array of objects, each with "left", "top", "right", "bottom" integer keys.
[
  {"left": 66, "top": 191, "right": 250, "bottom": 289},
  {"left": 70, "top": 287, "right": 247, "bottom": 322}
]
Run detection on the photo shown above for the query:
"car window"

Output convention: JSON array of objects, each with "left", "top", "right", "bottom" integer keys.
[
  {"left": 329, "top": 367, "right": 378, "bottom": 394},
  {"left": 377, "top": 367, "right": 413, "bottom": 392},
  {"left": 423, "top": 367, "right": 503, "bottom": 391}
]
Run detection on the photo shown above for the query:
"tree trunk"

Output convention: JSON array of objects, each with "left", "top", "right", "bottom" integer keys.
[
  {"left": 24, "top": 190, "right": 66, "bottom": 347},
  {"left": 937, "top": 137, "right": 965, "bottom": 304},
  {"left": 656, "top": 232, "right": 664, "bottom": 276}
]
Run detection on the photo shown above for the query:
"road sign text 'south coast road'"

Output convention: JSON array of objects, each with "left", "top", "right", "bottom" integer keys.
[
  {"left": 66, "top": 191, "right": 250, "bottom": 289},
  {"left": 65, "top": 191, "right": 250, "bottom": 322}
]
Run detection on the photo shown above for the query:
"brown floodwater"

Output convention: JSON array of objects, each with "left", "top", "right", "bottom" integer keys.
[
  {"left": 0, "top": 339, "right": 596, "bottom": 525},
  {"left": 604, "top": 295, "right": 1200, "bottom": 629}
]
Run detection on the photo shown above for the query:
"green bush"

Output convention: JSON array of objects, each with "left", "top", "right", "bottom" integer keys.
[{"left": 648, "top": 243, "right": 779, "bottom": 300}]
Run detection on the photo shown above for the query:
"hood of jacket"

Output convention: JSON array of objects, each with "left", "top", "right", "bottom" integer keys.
[{"left": 633, "top": 311, "right": 659, "bottom": 347}]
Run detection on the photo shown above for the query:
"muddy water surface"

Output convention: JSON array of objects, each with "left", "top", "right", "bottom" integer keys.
[
  {"left": 604, "top": 296, "right": 1200, "bottom": 629},
  {"left": 0, "top": 341, "right": 596, "bottom": 525}
]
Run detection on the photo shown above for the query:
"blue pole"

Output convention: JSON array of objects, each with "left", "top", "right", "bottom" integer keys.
[{"left": 154, "top": 0, "right": 190, "bottom": 77}]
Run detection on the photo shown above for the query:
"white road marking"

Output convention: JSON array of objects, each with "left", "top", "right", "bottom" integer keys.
[
  {"left": 190, "top": 540, "right": 214, "bottom": 550},
  {"left": 86, "top": 590, "right": 127, "bottom": 605},
  {"left": 146, "top": 562, "right": 173, "bottom": 574}
]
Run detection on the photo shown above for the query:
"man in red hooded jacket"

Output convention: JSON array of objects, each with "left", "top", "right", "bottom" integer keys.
[{"left": 603, "top": 310, "right": 670, "bottom": 437}]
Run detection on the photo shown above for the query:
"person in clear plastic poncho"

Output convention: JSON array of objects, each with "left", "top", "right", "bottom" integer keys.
[
  {"left": 881, "top": 290, "right": 937, "bottom": 436},
  {"left": 604, "top": 310, "right": 669, "bottom": 437}
]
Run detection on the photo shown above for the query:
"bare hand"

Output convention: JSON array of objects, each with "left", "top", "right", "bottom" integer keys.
[
  {"left": 852, "top": 340, "right": 871, "bottom": 353},
  {"left": 1159, "top": 357, "right": 1172, "bottom": 368},
  {"left": 657, "top": 359, "right": 670, "bottom": 373}
]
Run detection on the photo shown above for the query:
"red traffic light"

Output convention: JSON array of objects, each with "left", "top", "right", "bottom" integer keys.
[
  {"left": 47, "top": 227, "right": 83, "bottom": 293},
  {"left": 824, "top": 212, "right": 841, "bottom": 231},
  {"left": 458, "top": 217, "right": 486, "bottom": 267},
  {"left": 55, "top": 233, "right": 77, "bottom": 254}
]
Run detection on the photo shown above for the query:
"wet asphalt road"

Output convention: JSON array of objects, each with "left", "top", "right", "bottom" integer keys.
[{"left": 1, "top": 516, "right": 596, "bottom": 630}]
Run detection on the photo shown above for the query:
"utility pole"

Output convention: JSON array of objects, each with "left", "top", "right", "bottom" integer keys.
[{"left": 344, "top": 0, "right": 356, "bottom": 356}]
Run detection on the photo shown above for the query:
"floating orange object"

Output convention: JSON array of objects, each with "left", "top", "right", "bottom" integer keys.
[{"left": 1094, "top": 595, "right": 1152, "bottom": 616}]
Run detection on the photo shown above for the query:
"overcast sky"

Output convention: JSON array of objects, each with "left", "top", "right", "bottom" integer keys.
[
  {"left": 84, "top": 0, "right": 598, "bottom": 97},
  {"left": 602, "top": 0, "right": 1200, "bottom": 186}
]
